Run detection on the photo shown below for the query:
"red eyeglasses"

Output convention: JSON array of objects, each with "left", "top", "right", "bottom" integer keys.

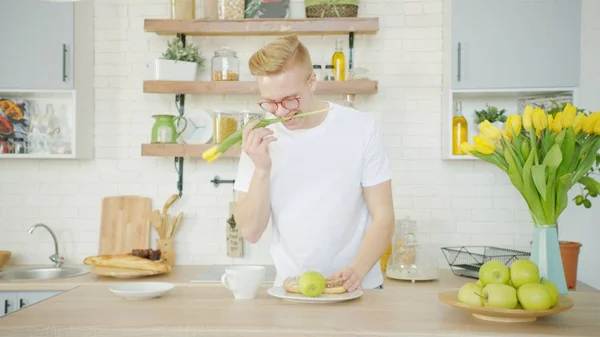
[{"left": 258, "top": 96, "right": 301, "bottom": 114}]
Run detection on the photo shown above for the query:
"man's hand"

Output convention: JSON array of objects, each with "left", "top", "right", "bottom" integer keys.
[
  {"left": 242, "top": 119, "right": 277, "bottom": 171},
  {"left": 333, "top": 266, "right": 364, "bottom": 293}
]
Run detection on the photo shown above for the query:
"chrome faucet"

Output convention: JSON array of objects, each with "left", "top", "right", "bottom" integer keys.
[{"left": 28, "top": 223, "right": 64, "bottom": 267}]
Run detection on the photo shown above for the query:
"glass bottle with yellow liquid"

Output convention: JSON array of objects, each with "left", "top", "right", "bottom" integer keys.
[
  {"left": 331, "top": 38, "right": 345, "bottom": 81},
  {"left": 452, "top": 101, "right": 468, "bottom": 155}
]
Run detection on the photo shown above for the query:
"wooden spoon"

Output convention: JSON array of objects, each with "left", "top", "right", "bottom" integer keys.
[{"left": 150, "top": 210, "right": 163, "bottom": 238}]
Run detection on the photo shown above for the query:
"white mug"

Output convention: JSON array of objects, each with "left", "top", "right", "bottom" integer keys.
[{"left": 221, "top": 265, "right": 266, "bottom": 300}]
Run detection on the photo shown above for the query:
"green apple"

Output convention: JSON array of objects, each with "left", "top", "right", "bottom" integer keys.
[
  {"left": 482, "top": 283, "right": 518, "bottom": 309},
  {"left": 517, "top": 282, "right": 553, "bottom": 310},
  {"left": 479, "top": 260, "right": 510, "bottom": 286},
  {"left": 509, "top": 259, "right": 540, "bottom": 288},
  {"left": 298, "top": 271, "right": 326, "bottom": 297},
  {"left": 457, "top": 282, "right": 484, "bottom": 307},
  {"left": 476, "top": 279, "right": 483, "bottom": 286},
  {"left": 541, "top": 279, "right": 560, "bottom": 308}
]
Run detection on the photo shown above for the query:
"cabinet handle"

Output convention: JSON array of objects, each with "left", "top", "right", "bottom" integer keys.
[
  {"left": 19, "top": 299, "right": 24, "bottom": 309},
  {"left": 457, "top": 42, "right": 462, "bottom": 82},
  {"left": 62, "top": 44, "right": 68, "bottom": 82},
  {"left": 4, "top": 299, "right": 9, "bottom": 314}
]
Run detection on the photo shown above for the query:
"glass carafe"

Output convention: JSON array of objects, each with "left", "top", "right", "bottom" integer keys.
[{"left": 386, "top": 217, "right": 439, "bottom": 282}]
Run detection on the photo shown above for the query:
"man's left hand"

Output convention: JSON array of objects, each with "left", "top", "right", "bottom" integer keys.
[{"left": 333, "top": 266, "right": 364, "bottom": 292}]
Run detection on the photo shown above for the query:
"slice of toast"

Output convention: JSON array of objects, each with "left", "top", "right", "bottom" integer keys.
[{"left": 83, "top": 254, "right": 170, "bottom": 273}]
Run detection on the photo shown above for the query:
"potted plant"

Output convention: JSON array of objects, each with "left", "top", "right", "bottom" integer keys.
[
  {"left": 155, "top": 37, "right": 205, "bottom": 81},
  {"left": 460, "top": 102, "right": 600, "bottom": 295},
  {"left": 474, "top": 104, "right": 508, "bottom": 130}
]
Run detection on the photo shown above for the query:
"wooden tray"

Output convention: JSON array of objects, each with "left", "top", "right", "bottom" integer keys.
[
  {"left": 438, "top": 290, "right": 574, "bottom": 323},
  {"left": 91, "top": 266, "right": 167, "bottom": 279}
]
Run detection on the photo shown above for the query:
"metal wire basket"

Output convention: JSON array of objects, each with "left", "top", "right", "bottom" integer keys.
[{"left": 441, "top": 246, "right": 531, "bottom": 279}]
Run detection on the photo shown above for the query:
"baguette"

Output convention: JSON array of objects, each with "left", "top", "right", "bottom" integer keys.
[
  {"left": 84, "top": 254, "right": 170, "bottom": 273},
  {"left": 283, "top": 275, "right": 347, "bottom": 295}
]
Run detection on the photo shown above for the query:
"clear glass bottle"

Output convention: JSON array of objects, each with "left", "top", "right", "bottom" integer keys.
[
  {"left": 331, "top": 38, "right": 346, "bottom": 81},
  {"left": 452, "top": 101, "right": 468, "bottom": 155},
  {"left": 386, "top": 217, "right": 439, "bottom": 282},
  {"left": 324, "top": 65, "right": 335, "bottom": 81},
  {"left": 211, "top": 48, "right": 239, "bottom": 81}
]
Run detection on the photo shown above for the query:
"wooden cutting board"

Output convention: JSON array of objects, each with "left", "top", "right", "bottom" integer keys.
[{"left": 98, "top": 196, "right": 152, "bottom": 255}]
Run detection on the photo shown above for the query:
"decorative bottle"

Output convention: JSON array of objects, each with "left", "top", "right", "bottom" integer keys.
[
  {"left": 331, "top": 38, "right": 345, "bottom": 81},
  {"left": 452, "top": 101, "right": 468, "bottom": 155}
]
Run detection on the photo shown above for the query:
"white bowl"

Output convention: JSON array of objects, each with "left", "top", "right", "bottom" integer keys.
[{"left": 109, "top": 282, "right": 175, "bottom": 300}]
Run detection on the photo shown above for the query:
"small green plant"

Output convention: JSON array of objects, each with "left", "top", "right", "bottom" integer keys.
[
  {"left": 534, "top": 99, "right": 587, "bottom": 117},
  {"left": 473, "top": 104, "right": 508, "bottom": 124},
  {"left": 161, "top": 37, "right": 205, "bottom": 67}
]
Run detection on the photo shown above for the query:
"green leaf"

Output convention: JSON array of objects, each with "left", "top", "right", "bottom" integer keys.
[
  {"left": 578, "top": 176, "right": 600, "bottom": 195},
  {"left": 504, "top": 145, "right": 524, "bottom": 194},
  {"left": 556, "top": 173, "right": 573, "bottom": 218},
  {"left": 544, "top": 169, "right": 557, "bottom": 223},
  {"left": 522, "top": 148, "right": 546, "bottom": 224},
  {"left": 557, "top": 128, "right": 575, "bottom": 177},
  {"left": 470, "top": 151, "right": 509, "bottom": 173},
  {"left": 532, "top": 164, "right": 548, "bottom": 201},
  {"left": 521, "top": 140, "right": 531, "bottom": 159},
  {"left": 542, "top": 143, "right": 563, "bottom": 170}
]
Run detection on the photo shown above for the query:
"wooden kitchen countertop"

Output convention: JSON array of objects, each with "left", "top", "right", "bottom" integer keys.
[
  {"left": 0, "top": 266, "right": 598, "bottom": 336},
  {"left": 0, "top": 280, "right": 598, "bottom": 337},
  {"left": 1, "top": 265, "right": 597, "bottom": 292}
]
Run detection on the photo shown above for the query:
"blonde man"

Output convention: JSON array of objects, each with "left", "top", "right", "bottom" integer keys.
[{"left": 233, "top": 35, "right": 394, "bottom": 292}]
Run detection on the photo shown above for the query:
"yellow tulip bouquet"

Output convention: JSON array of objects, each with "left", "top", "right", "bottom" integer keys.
[{"left": 460, "top": 103, "right": 600, "bottom": 295}]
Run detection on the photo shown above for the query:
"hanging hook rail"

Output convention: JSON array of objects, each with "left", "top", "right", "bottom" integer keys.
[{"left": 211, "top": 175, "right": 235, "bottom": 188}]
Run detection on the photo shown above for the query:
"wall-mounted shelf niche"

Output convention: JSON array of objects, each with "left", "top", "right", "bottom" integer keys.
[
  {"left": 142, "top": 143, "right": 241, "bottom": 159},
  {"left": 443, "top": 88, "right": 577, "bottom": 161},
  {"left": 143, "top": 80, "right": 378, "bottom": 95},
  {"left": 144, "top": 17, "right": 379, "bottom": 36}
]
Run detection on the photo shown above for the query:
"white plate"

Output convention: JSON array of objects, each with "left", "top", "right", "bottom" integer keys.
[
  {"left": 179, "top": 110, "right": 213, "bottom": 144},
  {"left": 267, "top": 286, "right": 363, "bottom": 304},
  {"left": 109, "top": 282, "right": 175, "bottom": 300}
]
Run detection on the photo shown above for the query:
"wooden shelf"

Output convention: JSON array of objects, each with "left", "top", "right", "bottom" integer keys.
[
  {"left": 144, "top": 18, "right": 379, "bottom": 36},
  {"left": 142, "top": 143, "right": 242, "bottom": 159},
  {"left": 143, "top": 80, "right": 378, "bottom": 95}
]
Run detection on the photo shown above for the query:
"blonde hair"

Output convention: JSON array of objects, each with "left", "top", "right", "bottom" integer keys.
[{"left": 248, "top": 35, "right": 313, "bottom": 76}]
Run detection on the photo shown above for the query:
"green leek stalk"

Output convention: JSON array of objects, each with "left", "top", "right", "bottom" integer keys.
[{"left": 202, "top": 107, "right": 331, "bottom": 163}]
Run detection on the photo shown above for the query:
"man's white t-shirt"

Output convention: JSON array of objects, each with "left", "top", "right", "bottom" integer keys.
[{"left": 233, "top": 102, "right": 392, "bottom": 289}]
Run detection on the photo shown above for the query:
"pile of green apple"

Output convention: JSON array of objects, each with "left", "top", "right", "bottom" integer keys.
[{"left": 457, "top": 260, "right": 561, "bottom": 310}]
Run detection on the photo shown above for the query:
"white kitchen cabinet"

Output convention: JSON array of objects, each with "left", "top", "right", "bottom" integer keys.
[
  {"left": 0, "top": 291, "right": 18, "bottom": 317},
  {"left": 0, "top": 0, "right": 74, "bottom": 90},
  {"left": 0, "top": 291, "right": 61, "bottom": 317},
  {"left": 451, "top": 0, "right": 581, "bottom": 90},
  {"left": 0, "top": 0, "right": 94, "bottom": 159}
]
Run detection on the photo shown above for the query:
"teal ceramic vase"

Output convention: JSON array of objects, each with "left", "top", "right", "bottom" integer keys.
[{"left": 530, "top": 225, "right": 568, "bottom": 295}]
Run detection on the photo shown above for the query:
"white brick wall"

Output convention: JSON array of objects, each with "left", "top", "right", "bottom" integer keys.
[{"left": 0, "top": 0, "right": 596, "bottom": 279}]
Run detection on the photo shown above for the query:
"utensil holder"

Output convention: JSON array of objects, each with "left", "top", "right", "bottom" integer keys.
[{"left": 157, "top": 238, "right": 175, "bottom": 266}]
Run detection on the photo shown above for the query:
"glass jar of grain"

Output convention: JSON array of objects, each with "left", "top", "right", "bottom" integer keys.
[
  {"left": 211, "top": 48, "right": 240, "bottom": 81},
  {"left": 171, "top": 0, "right": 195, "bottom": 20},
  {"left": 212, "top": 110, "right": 238, "bottom": 144},
  {"left": 217, "top": 0, "right": 244, "bottom": 20}
]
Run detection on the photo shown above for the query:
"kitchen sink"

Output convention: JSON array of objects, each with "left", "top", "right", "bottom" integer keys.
[{"left": 0, "top": 266, "right": 89, "bottom": 281}]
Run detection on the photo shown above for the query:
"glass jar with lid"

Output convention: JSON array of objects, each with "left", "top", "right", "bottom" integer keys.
[
  {"left": 211, "top": 48, "right": 240, "bottom": 81},
  {"left": 386, "top": 216, "right": 439, "bottom": 283},
  {"left": 239, "top": 110, "right": 263, "bottom": 128},
  {"left": 217, "top": 0, "right": 245, "bottom": 20},
  {"left": 212, "top": 109, "right": 238, "bottom": 144}
]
